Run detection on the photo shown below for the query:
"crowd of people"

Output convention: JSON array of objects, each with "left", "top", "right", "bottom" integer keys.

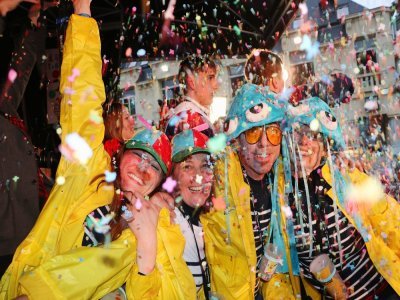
[{"left": 0, "top": 0, "right": 399, "bottom": 299}]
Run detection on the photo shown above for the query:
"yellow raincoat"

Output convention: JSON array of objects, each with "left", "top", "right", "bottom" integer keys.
[
  {"left": 201, "top": 149, "right": 400, "bottom": 299},
  {"left": 322, "top": 164, "right": 400, "bottom": 296},
  {"left": 0, "top": 14, "right": 200, "bottom": 300}
]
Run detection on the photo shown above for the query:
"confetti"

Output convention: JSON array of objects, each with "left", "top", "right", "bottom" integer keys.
[
  {"left": 56, "top": 176, "right": 65, "bottom": 185},
  {"left": 8, "top": 69, "right": 17, "bottom": 83},
  {"left": 206, "top": 134, "right": 227, "bottom": 153},
  {"left": 104, "top": 171, "right": 117, "bottom": 182},
  {"left": 300, "top": 35, "right": 320, "bottom": 60},
  {"left": 212, "top": 197, "right": 226, "bottom": 211},
  {"left": 195, "top": 174, "right": 203, "bottom": 184},
  {"left": 162, "top": 177, "right": 177, "bottom": 193},
  {"left": 135, "top": 198, "right": 142, "bottom": 210},
  {"left": 59, "top": 133, "right": 93, "bottom": 165}
]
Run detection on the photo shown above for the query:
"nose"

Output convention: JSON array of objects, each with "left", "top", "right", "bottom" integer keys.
[
  {"left": 138, "top": 159, "right": 150, "bottom": 172},
  {"left": 258, "top": 130, "right": 269, "bottom": 147},
  {"left": 299, "top": 134, "right": 312, "bottom": 146}
]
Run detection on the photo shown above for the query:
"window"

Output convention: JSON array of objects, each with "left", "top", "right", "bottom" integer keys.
[
  {"left": 292, "top": 17, "right": 302, "bottom": 30},
  {"left": 161, "top": 77, "right": 179, "bottom": 100},
  {"left": 289, "top": 51, "right": 315, "bottom": 86},
  {"left": 228, "top": 64, "right": 245, "bottom": 96},
  {"left": 336, "top": 5, "right": 349, "bottom": 20},
  {"left": 121, "top": 88, "right": 136, "bottom": 115},
  {"left": 136, "top": 63, "right": 153, "bottom": 83}
]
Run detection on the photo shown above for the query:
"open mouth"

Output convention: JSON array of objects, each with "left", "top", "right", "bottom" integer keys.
[
  {"left": 255, "top": 152, "right": 270, "bottom": 161},
  {"left": 188, "top": 183, "right": 212, "bottom": 193},
  {"left": 127, "top": 173, "right": 144, "bottom": 185},
  {"left": 189, "top": 186, "right": 202, "bottom": 192}
]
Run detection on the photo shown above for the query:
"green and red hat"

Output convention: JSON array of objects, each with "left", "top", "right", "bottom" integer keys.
[
  {"left": 171, "top": 129, "right": 210, "bottom": 163},
  {"left": 125, "top": 129, "right": 172, "bottom": 175}
]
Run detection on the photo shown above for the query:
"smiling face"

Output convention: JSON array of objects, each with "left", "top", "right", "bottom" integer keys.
[
  {"left": 291, "top": 126, "right": 326, "bottom": 177},
  {"left": 121, "top": 106, "right": 135, "bottom": 141},
  {"left": 173, "top": 153, "right": 213, "bottom": 208},
  {"left": 237, "top": 123, "right": 281, "bottom": 180},
  {"left": 120, "top": 149, "right": 164, "bottom": 196}
]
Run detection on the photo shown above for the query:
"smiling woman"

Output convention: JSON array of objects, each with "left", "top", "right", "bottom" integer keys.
[{"left": 169, "top": 129, "right": 214, "bottom": 298}]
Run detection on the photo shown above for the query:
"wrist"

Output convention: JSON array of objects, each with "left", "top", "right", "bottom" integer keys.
[
  {"left": 77, "top": 13, "right": 91, "bottom": 18},
  {"left": 74, "top": 3, "right": 91, "bottom": 17}
]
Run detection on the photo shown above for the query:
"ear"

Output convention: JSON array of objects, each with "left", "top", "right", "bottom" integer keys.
[
  {"left": 269, "top": 77, "right": 281, "bottom": 93},
  {"left": 186, "top": 73, "right": 196, "bottom": 90}
]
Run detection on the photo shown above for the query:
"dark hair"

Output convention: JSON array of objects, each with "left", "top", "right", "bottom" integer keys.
[
  {"left": 178, "top": 54, "right": 218, "bottom": 87},
  {"left": 103, "top": 102, "right": 126, "bottom": 142},
  {"left": 245, "top": 50, "right": 283, "bottom": 86}
]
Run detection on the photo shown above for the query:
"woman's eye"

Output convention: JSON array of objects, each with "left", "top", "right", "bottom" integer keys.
[{"left": 151, "top": 164, "right": 160, "bottom": 172}]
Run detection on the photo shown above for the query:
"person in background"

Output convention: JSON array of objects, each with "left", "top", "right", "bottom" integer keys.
[
  {"left": 163, "top": 54, "right": 219, "bottom": 138},
  {"left": 284, "top": 97, "right": 400, "bottom": 299},
  {"left": 0, "top": 1, "right": 47, "bottom": 277},
  {"left": 244, "top": 49, "right": 285, "bottom": 94},
  {"left": 103, "top": 102, "right": 135, "bottom": 158}
]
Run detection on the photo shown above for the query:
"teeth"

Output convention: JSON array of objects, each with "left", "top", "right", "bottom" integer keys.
[
  {"left": 256, "top": 153, "right": 268, "bottom": 158},
  {"left": 128, "top": 173, "right": 144, "bottom": 185},
  {"left": 189, "top": 186, "right": 202, "bottom": 192}
]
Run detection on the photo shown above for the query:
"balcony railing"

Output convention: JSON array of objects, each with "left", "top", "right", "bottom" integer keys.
[{"left": 355, "top": 69, "right": 393, "bottom": 96}]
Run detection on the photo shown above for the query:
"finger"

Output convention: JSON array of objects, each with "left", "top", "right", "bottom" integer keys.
[
  {"left": 151, "top": 192, "right": 174, "bottom": 210},
  {"left": 24, "top": 0, "right": 39, "bottom": 3}
]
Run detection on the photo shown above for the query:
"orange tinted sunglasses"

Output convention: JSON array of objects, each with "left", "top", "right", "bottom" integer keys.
[{"left": 244, "top": 125, "right": 282, "bottom": 146}]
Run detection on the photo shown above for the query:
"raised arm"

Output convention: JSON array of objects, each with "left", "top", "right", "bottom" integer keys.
[{"left": 59, "top": 0, "right": 105, "bottom": 150}]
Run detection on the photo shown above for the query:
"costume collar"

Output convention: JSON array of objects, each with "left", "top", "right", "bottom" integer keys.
[{"left": 183, "top": 95, "right": 210, "bottom": 116}]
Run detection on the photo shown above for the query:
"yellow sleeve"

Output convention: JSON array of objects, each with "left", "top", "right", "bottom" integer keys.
[
  {"left": 126, "top": 209, "right": 196, "bottom": 299},
  {"left": 125, "top": 268, "right": 162, "bottom": 300},
  {"left": 0, "top": 14, "right": 110, "bottom": 300},
  {"left": 59, "top": 13, "right": 105, "bottom": 150},
  {"left": 18, "top": 231, "right": 135, "bottom": 300}
]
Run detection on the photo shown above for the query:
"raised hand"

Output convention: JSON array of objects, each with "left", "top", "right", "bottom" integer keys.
[
  {"left": 125, "top": 191, "right": 160, "bottom": 274},
  {"left": 72, "top": 0, "right": 91, "bottom": 16}
]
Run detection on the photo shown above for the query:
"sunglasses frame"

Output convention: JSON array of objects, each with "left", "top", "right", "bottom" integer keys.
[{"left": 244, "top": 125, "right": 282, "bottom": 146}]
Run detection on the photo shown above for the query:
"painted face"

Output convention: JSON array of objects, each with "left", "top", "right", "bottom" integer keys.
[
  {"left": 238, "top": 123, "right": 281, "bottom": 180},
  {"left": 192, "top": 67, "right": 219, "bottom": 107},
  {"left": 121, "top": 106, "right": 135, "bottom": 141},
  {"left": 291, "top": 126, "right": 325, "bottom": 177},
  {"left": 120, "top": 149, "right": 164, "bottom": 196},
  {"left": 173, "top": 153, "right": 213, "bottom": 208}
]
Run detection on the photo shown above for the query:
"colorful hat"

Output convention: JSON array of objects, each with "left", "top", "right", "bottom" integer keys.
[
  {"left": 171, "top": 129, "right": 210, "bottom": 163},
  {"left": 284, "top": 97, "right": 346, "bottom": 150},
  {"left": 125, "top": 129, "right": 172, "bottom": 175},
  {"left": 223, "top": 83, "right": 285, "bottom": 140}
]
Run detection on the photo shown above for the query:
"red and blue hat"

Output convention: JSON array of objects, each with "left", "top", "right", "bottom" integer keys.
[
  {"left": 125, "top": 129, "right": 172, "bottom": 175},
  {"left": 171, "top": 129, "right": 210, "bottom": 163}
]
